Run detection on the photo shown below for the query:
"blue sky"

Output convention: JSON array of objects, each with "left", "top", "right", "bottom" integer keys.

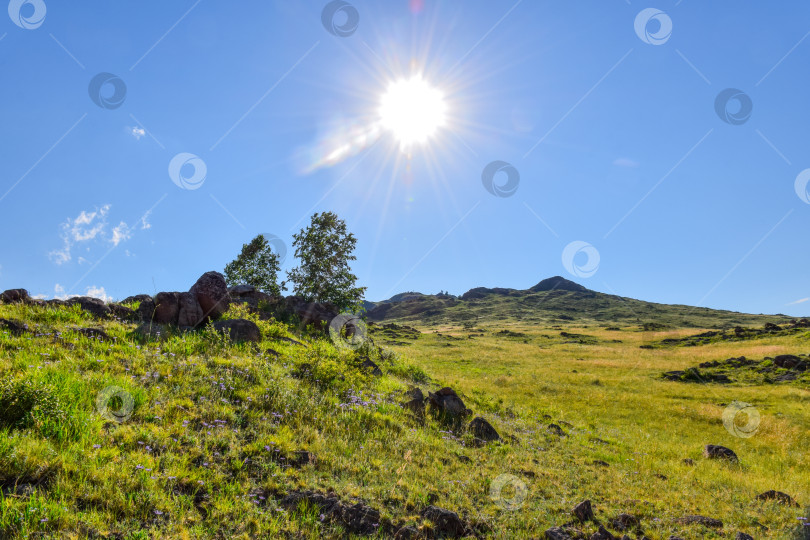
[{"left": 1, "top": 1, "right": 809, "bottom": 316}]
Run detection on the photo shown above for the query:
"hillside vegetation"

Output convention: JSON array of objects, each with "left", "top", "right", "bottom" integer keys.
[{"left": 0, "top": 285, "right": 808, "bottom": 539}]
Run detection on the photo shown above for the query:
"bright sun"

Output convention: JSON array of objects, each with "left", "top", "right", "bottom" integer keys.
[{"left": 379, "top": 77, "right": 447, "bottom": 147}]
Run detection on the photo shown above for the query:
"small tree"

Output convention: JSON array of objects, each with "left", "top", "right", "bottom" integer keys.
[
  {"left": 287, "top": 212, "right": 366, "bottom": 311},
  {"left": 224, "top": 234, "right": 283, "bottom": 296}
]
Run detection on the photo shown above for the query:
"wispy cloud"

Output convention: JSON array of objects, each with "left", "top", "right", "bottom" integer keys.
[
  {"left": 49, "top": 205, "right": 111, "bottom": 264},
  {"left": 613, "top": 157, "right": 640, "bottom": 168},
  {"left": 49, "top": 204, "right": 147, "bottom": 264},
  {"left": 787, "top": 297, "right": 809, "bottom": 305},
  {"left": 128, "top": 126, "right": 146, "bottom": 140}
]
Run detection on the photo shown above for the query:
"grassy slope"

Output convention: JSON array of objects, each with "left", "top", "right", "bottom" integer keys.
[
  {"left": 381, "top": 320, "right": 810, "bottom": 539},
  {"left": 0, "top": 301, "right": 808, "bottom": 539}
]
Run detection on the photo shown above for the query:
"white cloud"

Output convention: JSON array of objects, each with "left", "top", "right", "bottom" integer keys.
[
  {"left": 129, "top": 126, "right": 145, "bottom": 140},
  {"left": 85, "top": 286, "right": 112, "bottom": 302},
  {"left": 111, "top": 221, "right": 133, "bottom": 246},
  {"left": 49, "top": 205, "right": 111, "bottom": 265},
  {"left": 49, "top": 204, "right": 149, "bottom": 265},
  {"left": 788, "top": 297, "right": 809, "bottom": 305},
  {"left": 613, "top": 157, "right": 640, "bottom": 168},
  {"left": 51, "top": 283, "right": 112, "bottom": 302}
]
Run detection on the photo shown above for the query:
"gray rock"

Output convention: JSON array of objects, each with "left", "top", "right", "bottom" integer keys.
[
  {"left": 755, "top": 490, "right": 798, "bottom": 507},
  {"left": 469, "top": 417, "right": 500, "bottom": 442},
  {"left": 677, "top": 515, "right": 723, "bottom": 528},
  {"left": 545, "top": 527, "right": 572, "bottom": 540},
  {"left": 66, "top": 296, "right": 110, "bottom": 318}
]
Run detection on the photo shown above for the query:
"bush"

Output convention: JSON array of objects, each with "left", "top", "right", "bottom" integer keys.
[{"left": 0, "top": 377, "right": 67, "bottom": 433}]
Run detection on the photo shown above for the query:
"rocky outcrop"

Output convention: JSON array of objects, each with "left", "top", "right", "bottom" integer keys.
[
  {"left": 280, "top": 490, "right": 388, "bottom": 536},
  {"left": 190, "top": 271, "right": 230, "bottom": 321},
  {"left": 177, "top": 292, "right": 204, "bottom": 327},
  {"left": 153, "top": 292, "right": 181, "bottom": 325},
  {"left": 228, "top": 285, "right": 281, "bottom": 312}
]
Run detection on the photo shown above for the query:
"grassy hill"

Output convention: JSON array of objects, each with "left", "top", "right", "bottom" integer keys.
[
  {"left": 0, "top": 288, "right": 808, "bottom": 539},
  {"left": 365, "top": 277, "right": 796, "bottom": 332}
]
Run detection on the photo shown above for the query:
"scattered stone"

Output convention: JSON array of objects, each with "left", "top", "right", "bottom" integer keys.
[
  {"left": 0, "top": 288, "right": 30, "bottom": 304},
  {"left": 735, "top": 533, "right": 754, "bottom": 540},
  {"left": 212, "top": 319, "right": 261, "bottom": 342},
  {"left": 677, "top": 515, "right": 723, "bottom": 528},
  {"left": 420, "top": 506, "right": 466, "bottom": 537},
  {"left": 280, "top": 490, "right": 386, "bottom": 536},
  {"left": 590, "top": 525, "right": 617, "bottom": 540},
  {"left": 189, "top": 271, "right": 230, "bottom": 322},
  {"left": 572, "top": 500, "right": 594, "bottom": 522},
  {"left": 547, "top": 423, "right": 567, "bottom": 436},
  {"left": 774, "top": 354, "right": 806, "bottom": 370},
  {"left": 394, "top": 526, "right": 419, "bottom": 539},
  {"left": 611, "top": 513, "right": 639, "bottom": 531},
  {"left": 755, "top": 490, "right": 798, "bottom": 507},
  {"left": 279, "top": 336, "right": 304, "bottom": 346},
  {"left": 592, "top": 460, "right": 610, "bottom": 467},
  {"left": 545, "top": 527, "right": 572, "bottom": 540},
  {"left": 427, "top": 387, "right": 472, "bottom": 423},
  {"left": 655, "top": 474, "right": 668, "bottom": 480},
  {"left": 468, "top": 417, "right": 500, "bottom": 442},
  {"left": 456, "top": 455, "right": 472, "bottom": 464},
  {"left": 703, "top": 444, "right": 738, "bottom": 462},
  {"left": 0, "top": 318, "right": 29, "bottom": 336},
  {"left": 682, "top": 458, "right": 695, "bottom": 466}
]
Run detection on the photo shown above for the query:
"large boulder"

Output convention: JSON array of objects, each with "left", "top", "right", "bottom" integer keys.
[
  {"left": 420, "top": 506, "right": 467, "bottom": 537},
  {"left": 177, "top": 292, "right": 204, "bottom": 328},
  {"left": 428, "top": 387, "right": 472, "bottom": 423},
  {"left": 153, "top": 292, "right": 181, "bottom": 325},
  {"left": 212, "top": 319, "right": 261, "bottom": 342},
  {"left": 190, "top": 271, "right": 230, "bottom": 321},
  {"left": 0, "top": 289, "right": 30, "bottom": 304},
  {"left": 228, "top": 285, "right": 282, "bottom": 313}
]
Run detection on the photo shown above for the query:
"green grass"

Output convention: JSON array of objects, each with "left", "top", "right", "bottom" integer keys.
[{"left": 0, "top": 302, "right": 808, "bottom": 539}]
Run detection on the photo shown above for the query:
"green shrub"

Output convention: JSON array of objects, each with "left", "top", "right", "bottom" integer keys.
[{"left": 0, "top": 377, "right": 67, "bottom": 433}]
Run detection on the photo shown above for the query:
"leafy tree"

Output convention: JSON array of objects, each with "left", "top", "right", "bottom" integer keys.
[
  {"left": 286, "top": 212, "right": 366, "bottom": 311},
  {"left": 224, "top": 234, "right": 283, "bottom": 296}
]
